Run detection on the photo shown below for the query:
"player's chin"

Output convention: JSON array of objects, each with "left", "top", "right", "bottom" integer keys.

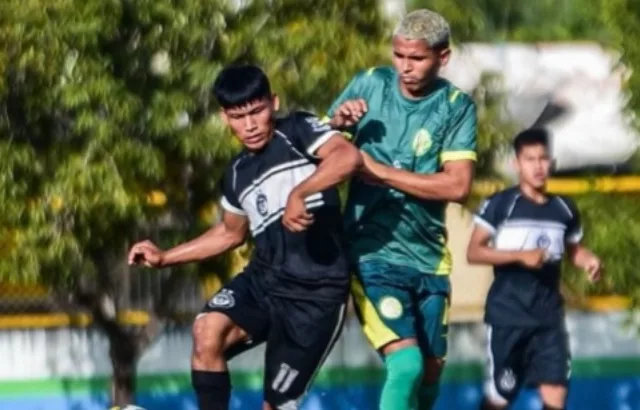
[
  {"left": 527, "top": 177, "right": 547, "bottom": 190},
  {"left": 242, "top": 135, "right": 268, "bottom": 150},
  {"left": 402, "top": 80, "right": 422, "bottom": 91}
]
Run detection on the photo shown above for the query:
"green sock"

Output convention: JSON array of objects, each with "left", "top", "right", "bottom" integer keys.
[
  {"left": 418, "top": 383, "right": 440, "bottom": 410},
  {"left": 379, "top": 346, "right": 424, "bottom": 410}
]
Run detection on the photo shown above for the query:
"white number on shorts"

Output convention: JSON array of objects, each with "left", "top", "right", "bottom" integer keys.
[{"left": 272, "top": 363, "right": 300, "bottom": 394}]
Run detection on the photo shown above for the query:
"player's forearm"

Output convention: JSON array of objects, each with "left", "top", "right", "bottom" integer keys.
[
  {"left": 294, "top": 145, "right": 362, "bottom": 197},
  {"left": 467, "top": 245, "right": 525, "bottom": 266},
  {"left": 159, "top": 225, "right": 244, "bottom": 267},
  {"left": 378, "top": 167, "right": 471, "bottom": 203},
  {"left": 569, "top": 244, "right": 595, "bottom": 269}
]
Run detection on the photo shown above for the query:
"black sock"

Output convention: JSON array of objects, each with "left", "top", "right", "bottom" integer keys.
[
  {"left": 542, "top": 405, "right": 564, "bottom": 410},
  {"left": 191, "top": 370, "right": 231, "bottom": 410}
]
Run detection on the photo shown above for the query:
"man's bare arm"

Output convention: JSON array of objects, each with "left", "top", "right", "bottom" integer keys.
[
  {"left": 367, "top": 156, "right": 474, "bottom": 203},
  {"left": 566, "top": 243, "right": 602, "bottom": 282},
  {"left": 292, "top": 134, "right": 362, "bottom": 198},
  {"left": 466, "top": 225, "right": 545, "bottom": 268},
  {"left": 158, "top": 211, "right": 249, "bottom": 268}
]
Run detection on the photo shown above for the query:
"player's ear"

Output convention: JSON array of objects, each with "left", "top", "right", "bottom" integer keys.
[
  {"left": 271, "top": 94, "right": 280, "bottom": 112},
  {"left": 219, "top": 110, "right": 229, "bottom": 125},
  {"left": 438, "top": 47, "right": 451, "bottom": 66},
  {"left": 511, "top": 154, "right": 519, "bottom": 172}
]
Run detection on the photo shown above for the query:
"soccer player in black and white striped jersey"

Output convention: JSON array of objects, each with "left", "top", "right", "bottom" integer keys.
[
  {"left": 128, "top": 64, "right": 361, "bottom": 410},
  {"left": 466, "top": 129, "right": 602, "bottom": 410}
]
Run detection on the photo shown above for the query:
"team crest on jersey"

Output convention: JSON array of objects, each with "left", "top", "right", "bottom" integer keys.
[
  {"left": 379, "top": 296, "right": 403, "bottom": 319},
  {"left": 536, "top": 233, "right": 551, "bottom": 249},
  {"left": 498, "top": 368, "right": 517, "bottom": 392},
  {"left": 412, "top": 128, "right": 432, "bottom": 156},
  {"left": 256, "top": 191, "right": 268, "bottom": 216},
  {"left": 208, "top": 289, "right": 235, "bottom": 309}
]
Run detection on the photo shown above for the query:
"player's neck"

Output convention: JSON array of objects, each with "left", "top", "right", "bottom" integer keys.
[{"left": 519, "top": 183, "right": 548, "bottom": 204}]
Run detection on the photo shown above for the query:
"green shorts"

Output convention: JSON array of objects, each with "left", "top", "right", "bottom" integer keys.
[{"left": 351, "top": 260, "right": 451, "bottom": 358}]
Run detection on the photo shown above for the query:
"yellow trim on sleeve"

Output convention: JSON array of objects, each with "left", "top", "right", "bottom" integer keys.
[{"left": 440, "top": 151, "right": 477, "bottom": 163}]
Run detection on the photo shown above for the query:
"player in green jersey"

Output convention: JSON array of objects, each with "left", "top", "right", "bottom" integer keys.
[{"left": 325, "top": 9, "right": 477, "bottom": 410}]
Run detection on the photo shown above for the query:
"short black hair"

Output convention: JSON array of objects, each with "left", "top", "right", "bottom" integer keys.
[
  {"left": 513, "top": 128, "right": 549, "bottom": 155},
  {"left": 212, "top": 64, "right": 272, "bottom": 109}
]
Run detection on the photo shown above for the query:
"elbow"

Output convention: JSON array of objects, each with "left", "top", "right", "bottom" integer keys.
[
  {"left": 450, "top": 183, "right": 471, "bottom": 204},
  {"left": 340, "top": 145, "right": 364, "bottom": 175},
  {"left": 465, "top": 252, "right": 475, "bottom": 265},
  {"left": 466, "top": 246, "right": 480, "bottom": 265},
  {"left": 227, "top": 233, "right": 246, "bottom": 250}
]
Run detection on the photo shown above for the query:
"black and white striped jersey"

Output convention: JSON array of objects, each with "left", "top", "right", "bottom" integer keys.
[
  {"left": 220, "top": 111, "right": 349, "bottom": 300},
  {"left": 474, "top": 186, "right": 583, "bottom": 326}
]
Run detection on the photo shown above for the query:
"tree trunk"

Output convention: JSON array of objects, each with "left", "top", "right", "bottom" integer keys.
[{"left": 108, "top": 329, "right": 138, "bottom": 406}]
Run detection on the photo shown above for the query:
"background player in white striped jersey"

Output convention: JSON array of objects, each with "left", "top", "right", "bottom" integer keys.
[{"left": 467, "top": 129, "right": 602, "bottom": 410}]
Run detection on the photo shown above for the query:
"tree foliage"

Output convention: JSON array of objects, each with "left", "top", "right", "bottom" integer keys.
[{"left": 0, "top": 0, "right": 388, "bottom": 405}]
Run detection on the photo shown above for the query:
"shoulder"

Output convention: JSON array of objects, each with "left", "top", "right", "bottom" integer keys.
[
  {"left": 364, "top": 66, "right": 395, "bottom": 80},
  {"left": 551, "top": 195, "right": 580, "bottom": 218},
  {"left": 482, "top": 187, "right": 519, "bottom": 212},
  {"left": 276, "top": 111, "right": 331, "bottom": 132},
  {"left": 438, "top": 78, "right": 475, "bottom": 112},
  {"left": 224, "top": 152, "right": 249, "bottom": 177},
  {"left": 492, "top": 186, "right": 519, "bottom": 202},
  {"left": 349, "top": 66, "right": 394, "bottom": 88}
]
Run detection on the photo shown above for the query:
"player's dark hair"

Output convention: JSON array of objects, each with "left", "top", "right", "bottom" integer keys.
[
  {"left": 513, "top": 128, "right": 549, "bottom": 155},
  {"left": 213, "top": 64, "right": 272, "bottom": 109}
]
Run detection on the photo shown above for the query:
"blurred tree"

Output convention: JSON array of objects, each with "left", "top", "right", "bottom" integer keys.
[
  {"left": 0, "top": 0, "right": 388, "bottom": 406},
  {"left": 410, "top": 0, "right": 640, "bottom": 306}
]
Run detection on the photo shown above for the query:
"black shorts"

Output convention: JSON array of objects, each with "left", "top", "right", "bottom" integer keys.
[
  {"left": 201, "top": 269, "right": 347, "bottom": 408},
  {"left": 485, "top": 324, "right": 571, "bottom": 403}
]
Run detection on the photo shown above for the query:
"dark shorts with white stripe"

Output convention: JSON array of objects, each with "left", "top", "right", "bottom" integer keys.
[
  {"left": 485, "top": 324, "right": 571, "bottom": 403},
  {"left": 201, "top": 268, "right": 347, "bottom": 408}
]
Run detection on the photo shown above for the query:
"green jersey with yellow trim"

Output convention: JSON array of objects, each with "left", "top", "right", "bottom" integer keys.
[{"left": 328, "top": 66, "right": 477, "bottom": 275}]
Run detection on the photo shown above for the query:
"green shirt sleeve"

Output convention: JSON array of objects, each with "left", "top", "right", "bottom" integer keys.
[
  {"left": 325, "top": 70, "right": 370, "bottom": 137},
  {"left": 327, "top": 71, "right": 367, "bottom": 116},
  {"left": 441, "top": 94, "right": 478, "bottom": 163}
]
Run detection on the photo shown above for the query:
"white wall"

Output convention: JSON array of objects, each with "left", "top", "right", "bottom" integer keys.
[{"left": 0, "top": 311, "right": 637, "bottom": 381}]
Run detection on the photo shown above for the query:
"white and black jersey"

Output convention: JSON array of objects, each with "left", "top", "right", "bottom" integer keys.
[
  {"left": 474, "top": 187, "right": 583, "bottom": 326},
  {"left": 219, "top": 111, "right": 349, "bottom": 300}
]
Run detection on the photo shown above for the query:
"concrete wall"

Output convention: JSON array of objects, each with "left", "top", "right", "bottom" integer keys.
[
  {"left": 1, "top": 311, "right": 638, "bottom": 409},
  {"left": 446, "top": 203, "right": 493, "bottom": 322}
]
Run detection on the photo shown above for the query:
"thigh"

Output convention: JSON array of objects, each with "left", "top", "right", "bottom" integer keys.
[
  {"left": 201, "top": 271, "right": 270, "bottom": 357},
  {"left": 263, "top": 297, "right": 347, "bottom": 408},
  {"left": 415, "top": 275, "right": 451, "bottom": 359},
  {"left": 350, "top": 261, "right": 417, "bottom": 350},
  {"left": 485, "top": 325, "right": 529, "bottom": 403},
  {"left": 525, "top": 325, "right": 571, "bottom": 387}
]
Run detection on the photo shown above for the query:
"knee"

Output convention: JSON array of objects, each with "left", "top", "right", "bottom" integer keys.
[
  {"left": 192, "top": 313, "right": 228, "bottom": 359},
  {"left": 539, "top": 383, "right": 567, "bottom": 409},
  {"left": 385, "top": 345, "right": 424, "bottom": 384}
]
